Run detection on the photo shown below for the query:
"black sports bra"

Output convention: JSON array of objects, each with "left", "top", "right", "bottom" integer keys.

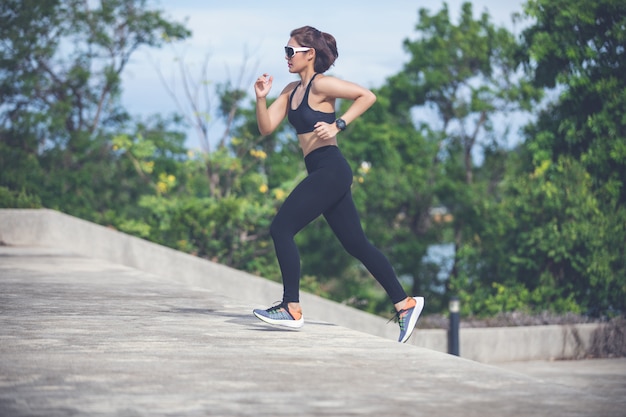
[{"left": 287, "top": 73, "right": 336, "bottom": 134}]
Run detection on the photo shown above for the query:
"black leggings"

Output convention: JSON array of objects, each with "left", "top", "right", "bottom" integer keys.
[{"left": 269, "top": 145, "right": 407, "bottom": 304}]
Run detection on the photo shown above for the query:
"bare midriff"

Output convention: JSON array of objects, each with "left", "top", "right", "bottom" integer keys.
[{"left": 298, "top": 132, "right": 338, "bottom": 157}]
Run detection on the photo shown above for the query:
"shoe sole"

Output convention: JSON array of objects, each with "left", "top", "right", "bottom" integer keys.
[
  {"left": 400, "top": 296, "right": 425, "bottom": 343},
  {"left": 253, "top": 310, "right": 304, "bottom": 329}
]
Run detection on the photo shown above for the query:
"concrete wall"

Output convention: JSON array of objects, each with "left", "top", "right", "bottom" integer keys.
[{"left": 0, "top": 209, "right": 601, "bottom": 363}]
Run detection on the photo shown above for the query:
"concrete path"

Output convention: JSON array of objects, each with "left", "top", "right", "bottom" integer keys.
[
  {"left": 494, "top": 358, "right": 626, "bottom": 404},
  {"left": 1, "top": 246, "right": 624, "bottom": 417}
]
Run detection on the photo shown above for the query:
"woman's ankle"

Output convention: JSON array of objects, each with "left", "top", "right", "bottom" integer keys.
[
  {"left": 394, "top": 297, "right": 414, "bottom": 312},
  {"left": 286, "top": 302, "right": 302, "bottom": 319}
]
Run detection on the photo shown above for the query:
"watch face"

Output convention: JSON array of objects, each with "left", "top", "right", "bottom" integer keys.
[{"left": 336, "top": 118, "right": 346, "bottom": 130}]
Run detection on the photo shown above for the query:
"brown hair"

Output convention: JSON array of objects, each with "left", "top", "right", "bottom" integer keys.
[{"left": 290, "top": 26, "right": 338, "bottom": 73}]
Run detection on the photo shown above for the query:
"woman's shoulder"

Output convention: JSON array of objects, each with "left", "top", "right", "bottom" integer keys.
[
  {"left": 279, "top": 80, "right": 301, "bottom": 95},
  {"left": 311, "top": 74, "right": 353, "bottom": 93},
  {"left": 312, "top": 75, "right": 374, "bottom": 101},
  {"left": 311, "top": 74, "right": 340, "bottom": 88}
]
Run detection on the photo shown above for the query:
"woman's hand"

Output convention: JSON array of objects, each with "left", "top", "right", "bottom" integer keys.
[
  {"left": 255, "top": 73, "right": 273, "bottom": 99},
  {"left": 313, "top": 121, "right": 340, "bottom": 140}
]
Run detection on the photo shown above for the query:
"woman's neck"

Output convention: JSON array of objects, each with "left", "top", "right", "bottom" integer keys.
[{"left": 298, "top": 70, "right": 317, "bottom": 86}]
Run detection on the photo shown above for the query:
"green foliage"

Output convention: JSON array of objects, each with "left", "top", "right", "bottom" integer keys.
[
  {"left": 360, "top": 1, "right": 539, "bottom": 314},
  {"left": 131, "top": 194, "right": 275, "bottom": 270},
  {"left": 452, "top": 156, "right": 609, "bottom": 315},
  {"left": 0, "top": 0, "right": 191, "bottom": 222},
  {"left": 516, "top": 0, "right": 626, "bottom": 315},
  {"left": 442, "top": 0, "right": 626, "bottom": 318},
  {"left": 521, "top": 0, "right": 626, "bottom": 203},
  {"left": 0, "top": 187, "right": 42, "bottom": 209}
]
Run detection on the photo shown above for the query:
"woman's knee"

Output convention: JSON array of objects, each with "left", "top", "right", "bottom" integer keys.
[
  {"left": 269, "top": 218, "right": 281, "bottom": 239},
  {"left": 270, "top": 216, "right": 292, "bottom": 241},
  {"left": 342, "top": 237, "right": 372, "bottom": 259}
]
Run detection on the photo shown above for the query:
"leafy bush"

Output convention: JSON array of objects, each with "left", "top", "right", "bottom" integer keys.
[{"left": 0, "top": 187, "right": 42, "bottom": 208}]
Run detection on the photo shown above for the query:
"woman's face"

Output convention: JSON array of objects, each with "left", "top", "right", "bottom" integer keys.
[{"left": 285, "top": 37, "right": 312, "bottom": 73}]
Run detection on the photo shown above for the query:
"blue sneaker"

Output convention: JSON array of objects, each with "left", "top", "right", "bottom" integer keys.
[
  {"left": 396, "top": 296, "right": 425, "bottom": 343},
  {"left": 253, "top": 302, "right": 304, "bottom": 329}
]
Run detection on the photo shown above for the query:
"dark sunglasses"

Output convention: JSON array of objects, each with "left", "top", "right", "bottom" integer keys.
[{"left": 284, "top": 46, "right": 311, "bottom": 58}]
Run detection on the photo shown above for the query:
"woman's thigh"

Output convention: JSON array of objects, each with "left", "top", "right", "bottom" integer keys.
[{"left": 273, "top": 160, "right": 351, "bottom": 235}]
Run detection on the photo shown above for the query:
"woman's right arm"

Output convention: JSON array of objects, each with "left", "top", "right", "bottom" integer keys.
[{"left": 255, "top": 74, "right": 293, "bottom": 135}]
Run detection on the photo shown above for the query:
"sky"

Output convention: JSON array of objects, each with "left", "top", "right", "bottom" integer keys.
[{"left": 121, "top": 0, "right": 529, "bottom": 149}]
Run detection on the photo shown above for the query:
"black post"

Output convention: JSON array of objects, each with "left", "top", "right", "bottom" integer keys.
[{"left": 448, "top": 296, "right": 460, "bottom": 356}]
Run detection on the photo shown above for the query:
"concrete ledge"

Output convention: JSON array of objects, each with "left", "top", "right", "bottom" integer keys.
[
  {"left": 460, "top": 324, "right": 599, "bottom": 363},
  {"left": 0, "top": 208, "right": 602, "bottom": 363}
]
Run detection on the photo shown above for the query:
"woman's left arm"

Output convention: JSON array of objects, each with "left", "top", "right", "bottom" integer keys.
[{"left": 313, "top": 76, "right": 376, "bottom": 137}]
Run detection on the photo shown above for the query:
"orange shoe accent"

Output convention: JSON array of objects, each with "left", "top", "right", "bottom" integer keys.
[{"left": 288, "top": 307, "right": 303, "bottom": 320}]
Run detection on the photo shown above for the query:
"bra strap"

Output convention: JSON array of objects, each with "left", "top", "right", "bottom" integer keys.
[{"left": 289, "top": 73, "right": 319, "bottom": 106}]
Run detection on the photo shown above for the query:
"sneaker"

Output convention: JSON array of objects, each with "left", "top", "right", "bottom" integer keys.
[
  {"left": 396, "top": 296, "right": 425, "bottom": 343},
  {"left": 253, "top": 302, "right": 304, "bottom": 329}
]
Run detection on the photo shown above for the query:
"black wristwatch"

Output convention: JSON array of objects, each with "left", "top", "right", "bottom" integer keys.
[{"left": 335, "top": 118, "right": 347, "bottom": 131}]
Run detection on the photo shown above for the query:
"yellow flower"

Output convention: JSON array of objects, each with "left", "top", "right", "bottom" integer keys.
[
  {"left": 156, "top": 181, "right": 168, "bottom": 194},
  {"left": 273, "top": 189, "right": 286, "bottom": 201},
  {"left": 250, "top": 149, "right": 268, "bottom": 160},
  {"left": 155, "top": 173, "right": 176, "bottom": 194},
  {"left": 532, "top": 159, "right": 551, "bottom": 178},
  {"left": 259, "top": 184, "right": 269, "bottom": 193},
  {"left": 142, "top": 161, "right": 155, "bottom": 174}
]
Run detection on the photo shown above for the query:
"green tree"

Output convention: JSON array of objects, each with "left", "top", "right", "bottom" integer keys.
[
  {"left": 0, "top": 0, "right": 190, "bottom": 220},
  {"left": 520, "top": 0, "right": 626, "bottom": 204},
  {"left": 451, "top": 155, "right": 613, "bottom": 315},
  {"left": 518, "top": 0, "right": 626, "bottom": 315},
  {"left": 354, "top": 2, "right": 536, "bottom": 312},
  {"left": 453, "top": 0, "right": 626, "bottom": 317}
]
